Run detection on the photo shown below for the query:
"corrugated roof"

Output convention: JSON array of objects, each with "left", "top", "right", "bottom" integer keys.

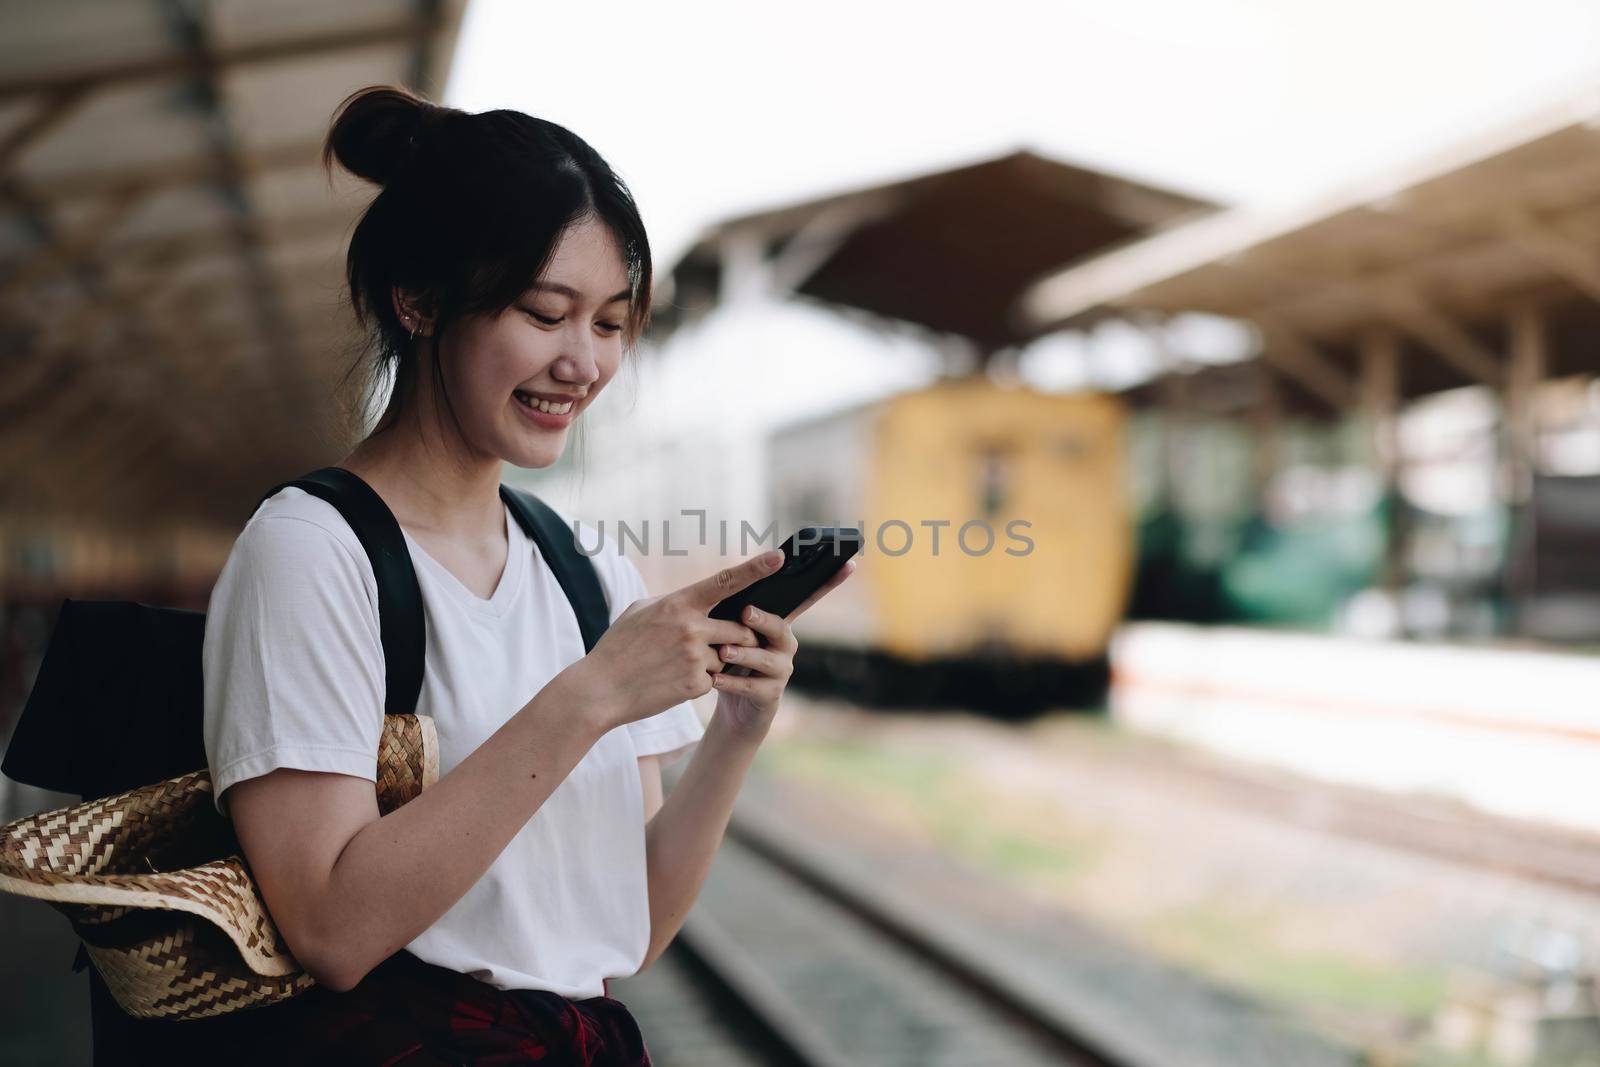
[
  {"left": 1019, "top": 86, "right": 1600, "bottom": 411},
  {"left": 660, "top": 149, "right": 1212, "bottom": 354},
  {"left": 0, "top": 0, "right": 467, "bottom": 526}
]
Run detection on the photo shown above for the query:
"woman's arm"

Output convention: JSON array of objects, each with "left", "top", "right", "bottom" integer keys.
[
  {"left": 229, "top": 551, "right": 780, "bottom": 992},
  {"left": 228, "top": 664, "right": 611, "bottom": 993},
  {"left": 638, "top": 754, "right": 666, "bottom": 823},
  {"left": 637, "top": 708, "right": 766, "bottom": 970},
  {"left": 637, "top": 560, "right": 856, "bottom": 970}
]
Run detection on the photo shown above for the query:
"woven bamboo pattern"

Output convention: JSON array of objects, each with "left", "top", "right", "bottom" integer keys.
[
  {"left": 376, "top": 710, "right": 438, "bottom": 813},
  {"left": 0, "top": 712, "right": 436, "bottom": 1020}
]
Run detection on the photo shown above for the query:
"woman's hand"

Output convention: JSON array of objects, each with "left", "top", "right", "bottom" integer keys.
[
  {"left": 567, "top": 551, "right": 781, "bottom": 731},
  {"left": 710, "top": 557, "right": 858, "bottom": 736}
]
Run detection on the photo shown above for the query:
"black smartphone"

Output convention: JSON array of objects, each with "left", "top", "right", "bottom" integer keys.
[{"left": 709, "top": 527, "right": 862, "bottom": 662}]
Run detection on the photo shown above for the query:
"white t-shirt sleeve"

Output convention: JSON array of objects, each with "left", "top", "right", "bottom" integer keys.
[
  {"left": 203, "top": 514, "right": 387, "bottom": 818},
  {"left": 600, "top": 548, "right": 706, "bottom": 769}
]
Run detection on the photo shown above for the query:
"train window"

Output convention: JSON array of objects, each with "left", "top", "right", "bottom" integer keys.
[
  {"left": 1052, "top": 432, "right": 1093, "bottom": 461},
  {"left": 978, "top": 445, "right": 1014, "bottom": 519}
]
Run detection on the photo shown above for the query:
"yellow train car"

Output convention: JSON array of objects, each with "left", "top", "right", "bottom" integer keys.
[{"left": 769, "top": 377, "right": 1132, "bottom": 713}]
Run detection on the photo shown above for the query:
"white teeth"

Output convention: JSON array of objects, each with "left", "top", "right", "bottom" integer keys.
[{"left": 515, "top": 392, "right": 573, "bottom": 415}]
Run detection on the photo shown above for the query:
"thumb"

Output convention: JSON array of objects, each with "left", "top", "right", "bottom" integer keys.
[{"left": 677, "top": 550, "right": 784, "bottom": 611}]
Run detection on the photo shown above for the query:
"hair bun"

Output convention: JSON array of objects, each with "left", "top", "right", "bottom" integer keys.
[{"left": 324, "top": 85, "right": 442, "bottom": 186}]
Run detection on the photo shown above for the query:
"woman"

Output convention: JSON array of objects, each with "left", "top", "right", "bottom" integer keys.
[{"left": 202, "top": 85, "right": 853, "bottom": 1064}]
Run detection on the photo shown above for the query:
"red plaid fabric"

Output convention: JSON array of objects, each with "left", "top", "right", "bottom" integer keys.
[{"left": 233, "top": 950, "right": 653, "bottom": 1065}]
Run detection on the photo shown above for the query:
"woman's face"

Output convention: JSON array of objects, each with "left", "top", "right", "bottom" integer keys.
[{"left": 432, "top": 215, "right": 632, "bottom": 470}]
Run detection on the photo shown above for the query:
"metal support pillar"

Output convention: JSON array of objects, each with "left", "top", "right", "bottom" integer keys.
[
  {"left": 1361, "top": 329, "right": 1403, "bottom": 594},
  {"left": 1501, "top": 304, "right": 1545, "bottom": 631}
]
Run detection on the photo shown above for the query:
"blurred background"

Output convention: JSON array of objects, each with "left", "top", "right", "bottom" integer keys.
[{"left": 5, "top": 1, "right": 1600, "bottom": 1064}]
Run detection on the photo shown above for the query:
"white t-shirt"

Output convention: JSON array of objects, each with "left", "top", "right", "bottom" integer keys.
[{"left": 202, "top": 485, "right": 706, "bottom": 999}]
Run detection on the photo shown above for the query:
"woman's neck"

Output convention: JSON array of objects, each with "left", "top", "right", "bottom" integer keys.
[{"left": 338, "top": 403, "right": 505, "bottom": 544}]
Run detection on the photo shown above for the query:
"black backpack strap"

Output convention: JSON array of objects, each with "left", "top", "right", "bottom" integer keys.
[
  {"left": 500, "top": 485, "right": 611, "bottom": 652},
  {"left": 253, "top": 467, "right": 425, "bottom": 718}
]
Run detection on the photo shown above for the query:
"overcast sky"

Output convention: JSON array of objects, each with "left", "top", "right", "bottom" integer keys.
[
  {"left": 443, "top": 1, "right": 1600, "bottom": 454},
  {"left": 446, "top": 0, "right": 1600, "bottom": 271}
]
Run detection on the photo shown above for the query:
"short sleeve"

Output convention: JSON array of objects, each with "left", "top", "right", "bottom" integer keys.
[
  {"left": 598, "top": 545, "right": 706, "bottom": 769},
  {"left": 202, "top": 514, "right": 386, "bottom": 818}
]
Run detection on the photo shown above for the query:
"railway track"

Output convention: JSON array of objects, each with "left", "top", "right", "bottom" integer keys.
[
  {"left": 621, "top": 702, "right": 1600, "bottom": 1065},
  {"left": 668, "top": 816, "right": 1137, "bottom": 1067},
  {"left": 624, "top": 798, "right": 1360, "bottom": 1067}
]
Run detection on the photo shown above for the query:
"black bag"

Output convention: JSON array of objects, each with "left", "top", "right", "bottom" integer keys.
[{"left": 0, "top": 465, "right": 612, "bottom": 1064}]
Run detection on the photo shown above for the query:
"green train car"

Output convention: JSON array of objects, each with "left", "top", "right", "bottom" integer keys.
[{"left": 769, "top": 377, "right": 1132, "bottom": 714}]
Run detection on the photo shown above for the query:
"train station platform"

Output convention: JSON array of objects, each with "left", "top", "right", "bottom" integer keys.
[{"left": 1110, "top": 621, "right": 1600, "bottom": 834}]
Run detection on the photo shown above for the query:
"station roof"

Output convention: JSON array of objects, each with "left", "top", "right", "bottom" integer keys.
[
  {"left": 0, "top": 0, "right": 466, "bottom": 526},
  {"left": 659, "top": 149, "right": 1212, "bottom": 355},
  {"left": 1018, "top": 87, "right": 1600, "bottom": 414}
]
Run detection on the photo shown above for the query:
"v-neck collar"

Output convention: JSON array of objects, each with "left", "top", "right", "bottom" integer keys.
[{"left": 400, "top": 500, "right": 526, "bottom": 618}]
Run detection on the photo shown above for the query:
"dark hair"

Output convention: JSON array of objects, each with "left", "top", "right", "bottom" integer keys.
[{"left": 323, "top": 85, "right": 652, "bottom": 449}]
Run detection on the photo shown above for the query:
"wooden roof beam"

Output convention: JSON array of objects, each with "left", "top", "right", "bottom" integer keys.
[
  {"left": 3, "top": 239, "right": 209, "bottom": 367},
  {"left": 0, "top": 85, "right": 92, "bottom": 178},
  {"left": 3, "top": 205, "right": 354, "bottom": 291},
  {"left": 0, "top": 180, "right": 150, "bottom": 292},
  {"left": 2, "top": 296, "right": 287, "bottom": 435},
  {"left": 160, "top": 0, "right": 307, "bottom": 420},
  {"left": 1248, "top": 314, "right": 1358, "bottom": 410},
  {"left": 765, "top": 191, "right": 903, "bottom": 297},
  {"left": 1377, "top": 288, "right": 1504, "bottom": 389},
  {"left": 409, "top": 0, "right": 446, "bottom": 92},
  {"left": 0, "top": 350, "right": 81, "bottom": 424},
  {"left": 0, "top": 222, "right": 275, "bottom": 462},
  {"left": 17, "top": 138, "right": 323, "bottom": 201},
  {"left": 0, "top": 16, "right": 443, "bottom": 103},
  {"left": 0, "top": 363, "right": 222, "bottom": 476},
  {"left": 0, "top": 181, "right": 195, "bottom": 451},
  {"left": 1499, "top": 205, "right": 1600, "bottom": 305}
]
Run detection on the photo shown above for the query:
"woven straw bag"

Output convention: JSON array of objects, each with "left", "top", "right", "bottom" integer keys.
[
  {"left": 0, "top": 711, "right": 438, "bottom": 1020},
  {"left": 0, "top": 466, "right": 612, "bottom": 1042}
]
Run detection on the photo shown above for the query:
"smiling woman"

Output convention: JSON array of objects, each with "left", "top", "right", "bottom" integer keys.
[
  {"left": 318, "top": 85, "right": 651, "bottom": 476},
  {"left": 178, "top": 84, "right": 857, "bottom": 1066}
]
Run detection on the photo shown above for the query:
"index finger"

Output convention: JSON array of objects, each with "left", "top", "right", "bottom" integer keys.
[{"left": 676, "top": 550, "right": 784, "bottom": 611}]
